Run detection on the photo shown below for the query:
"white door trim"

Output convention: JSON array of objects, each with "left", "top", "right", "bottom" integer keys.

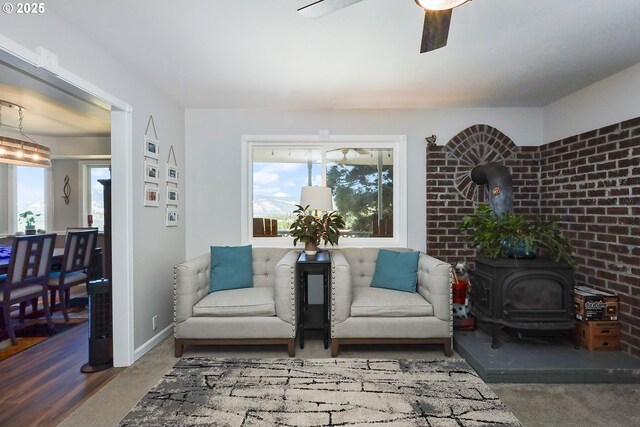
[{"left": 0, "top": 36, "right": 136, "bottom": 366}]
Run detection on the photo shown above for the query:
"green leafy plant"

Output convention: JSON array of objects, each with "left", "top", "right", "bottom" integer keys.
[
  {"left": 18, "top": 210, "right": 40, "bottom": 227},
  {"left": 289, "top": 204, "right": 346, "bottom": 247},
  {"left": 459, "top": 204, "right": 576, "bottom": 268}
]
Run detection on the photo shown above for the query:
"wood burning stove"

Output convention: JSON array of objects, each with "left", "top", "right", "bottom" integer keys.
[{"left": 470, "top": 256, "right": 575, "bottom": 348}]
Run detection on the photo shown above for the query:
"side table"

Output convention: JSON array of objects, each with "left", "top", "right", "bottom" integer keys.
[{"left": 297, "top": 250, "right": 331, "bottom": 349}]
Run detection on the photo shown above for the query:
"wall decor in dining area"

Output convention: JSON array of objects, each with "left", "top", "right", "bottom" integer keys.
[{"left": 62, "top": 175, "right": 71, "bottom": 205}]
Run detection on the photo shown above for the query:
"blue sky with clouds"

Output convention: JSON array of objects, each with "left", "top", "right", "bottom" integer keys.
[{"left": 253, "top": 162, "right": 322, "bottom": 201}]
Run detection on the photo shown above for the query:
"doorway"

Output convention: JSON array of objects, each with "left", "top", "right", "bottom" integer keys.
[{"left": 0, "top": 44, "right": 134, "bottom": 366}]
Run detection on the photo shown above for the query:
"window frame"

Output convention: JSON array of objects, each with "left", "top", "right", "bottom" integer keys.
[{"left": 241, "top": 134, "right": 407, "bottom": 248}]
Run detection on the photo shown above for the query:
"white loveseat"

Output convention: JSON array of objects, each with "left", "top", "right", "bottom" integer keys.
[
  {"left": 173, "top": 248, "right": 298, "bottom": 357},
  {"left": 330, "top": 248, "right": 453, "bottom": 357}
]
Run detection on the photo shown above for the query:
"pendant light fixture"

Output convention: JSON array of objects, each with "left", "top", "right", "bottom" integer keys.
[
  {"left": 0, "top": 100, "right": 51, "bottom": 168},
  {"left": 415, "top": 0, "right": 469, "bottom": 10}
]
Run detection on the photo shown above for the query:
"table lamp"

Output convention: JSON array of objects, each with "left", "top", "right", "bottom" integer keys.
[{"left": 300, "top": 186, "right": 333, "bottom": 213}]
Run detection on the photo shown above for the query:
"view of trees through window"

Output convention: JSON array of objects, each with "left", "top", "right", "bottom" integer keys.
[
  {"left": 327, "top": 148, "right": 393, "bottom": 237},
  {"left": 16, "top": 166, "right": 46, "bottom": 230},
  {"left": 252, "top": 146, "right": 394, "bottom": 238}
]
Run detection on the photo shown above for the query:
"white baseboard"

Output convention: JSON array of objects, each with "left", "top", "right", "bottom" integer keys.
[{"left": 134, "top": 324, "right": 173, "bottom": 361}]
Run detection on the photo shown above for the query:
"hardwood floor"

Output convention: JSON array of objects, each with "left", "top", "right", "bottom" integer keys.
[{"left": 0, "top": 322, "right": 123, "bottom": 427}]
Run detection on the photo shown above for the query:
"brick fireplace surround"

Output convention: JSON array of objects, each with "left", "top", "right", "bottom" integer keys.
[{"left": 426, "top": 117, "right": 640, "bottom": 357}]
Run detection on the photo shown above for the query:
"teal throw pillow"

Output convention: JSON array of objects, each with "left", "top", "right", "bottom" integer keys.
[
  {"left": 370, "top": 249, "right": 419, "bottom": 293},
  {"left": 210, "top": 245, "right": 253, "bottom": 293}
]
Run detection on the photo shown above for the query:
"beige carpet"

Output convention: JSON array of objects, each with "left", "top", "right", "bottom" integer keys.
[{"left": 59, "top": 333, "right": 640, "bottom": 427}]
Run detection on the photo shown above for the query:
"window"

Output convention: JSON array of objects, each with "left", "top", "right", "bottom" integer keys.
[
  {"left": 0, "top": 164, "right": 49, "bottom": 234},
  {"left": 88, "top": 166, "right": 110, "bottom": 231},
  {"left": 242, "top": 135, "right": 406, "bottom": 247},
  {"left": 80, "top": 161, "right": 110, "bottom": 231},
  {"left": 16, "top": 166, "right": 46, "bottom": 230}
]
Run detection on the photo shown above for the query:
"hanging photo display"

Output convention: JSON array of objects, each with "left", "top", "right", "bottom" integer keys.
[
  {"left": 143, "top": 115, "right": 160, "bottom": 207},
  {"left": 165, "top": 144, "right": 179, "bottom": 225}
]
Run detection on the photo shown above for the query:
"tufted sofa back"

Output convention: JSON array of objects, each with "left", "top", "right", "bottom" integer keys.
[
  {"left": 336, "top": 247, "right": 413, "bottom": 287},
  {"left": 251, "top": 247, "right": 292, "bottom": 288}
]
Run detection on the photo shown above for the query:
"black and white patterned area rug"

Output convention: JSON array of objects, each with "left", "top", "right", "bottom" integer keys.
[{"left": 119, "top": 358, "right": 521, "bottom": 426}]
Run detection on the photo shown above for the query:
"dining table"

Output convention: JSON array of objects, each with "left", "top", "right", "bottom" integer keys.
[{"left": 0, "top": 247, "right": 67, "bottom": 276}]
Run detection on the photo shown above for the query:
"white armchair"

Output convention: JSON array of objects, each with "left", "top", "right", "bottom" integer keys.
[
  {"left": 173, "top": 248, "right": 298, "bottom": 357},
  {"left": 330, "top": 248, "right": 453, "bottom": 357}
]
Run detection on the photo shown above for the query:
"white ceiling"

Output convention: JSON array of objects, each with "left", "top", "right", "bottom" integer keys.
[
  {"left": 0, "top": 62, "right": 111, "bottom": 137},
  {"left": 39, "top": 0, "right": 640, "bottom": 109}
]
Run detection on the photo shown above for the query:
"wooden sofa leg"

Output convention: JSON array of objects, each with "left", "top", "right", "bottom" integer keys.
[
  {"left": 287, "top": 339, "right": 295, "bottom": 357},
  {"left": 174, "top": 339, "right": 184, "bottom": 358},
  {"left": 443, "top": 339, "right": 453, "bottom": 357},
  {"left": 331, "top": 339, "right": 339, "bottom": 357}
]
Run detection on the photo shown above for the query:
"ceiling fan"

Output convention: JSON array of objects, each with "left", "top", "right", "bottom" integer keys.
[
  {"left": 297, "top": 0, "right": 471, "bottom": 53},
  {"left": 328, "top": 147, "right": 371, "bottom": 163}
]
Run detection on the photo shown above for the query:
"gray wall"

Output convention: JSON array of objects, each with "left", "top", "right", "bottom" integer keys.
[
  {"left": 184, "top": 108, "right": 543, "bottom": 258},
  {"left": 51, "top": 159, "right": 80, "bottom": 231}
]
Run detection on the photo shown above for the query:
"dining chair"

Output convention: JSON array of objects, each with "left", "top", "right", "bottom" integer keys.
[
  {"left": 0, "top": 233, "right": 57, "bottom": 345},
  {"left": 48, "top": 228, "right": 98, "bottom": 323}
]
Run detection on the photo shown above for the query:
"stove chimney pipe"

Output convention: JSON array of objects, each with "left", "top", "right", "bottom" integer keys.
[{"left": 470, "top": 163, "right": 513, "bottom": 217}]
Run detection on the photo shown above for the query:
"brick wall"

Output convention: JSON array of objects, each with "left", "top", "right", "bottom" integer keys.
[
  {"left": 426, "top": 117, "right": 640, "bottom": 356},
  {"left": 539, "top": 117, "right": 640, "bottom": 357},
  {"left": 426, "top": 124, "right": 540, "bottom": 261}
]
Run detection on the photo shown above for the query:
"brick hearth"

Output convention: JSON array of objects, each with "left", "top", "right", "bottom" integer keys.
[{"left": 426, "top": 118, "right": 640, "bottom": 357}]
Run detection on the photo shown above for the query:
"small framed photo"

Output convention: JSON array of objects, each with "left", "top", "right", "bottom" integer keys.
[
  {"left": 166, "top": 207, "right": 178, "bottom": 226},
  {"left": 166, "top": 187, "right": 178, "bottom": 205},
  {"left": 144, "top": 184, "right": 159, "bottom": 207},
  {"left": 144, "top": 160, "right": 159, "bottom": 183},
  {"left": 166, "top": 164, "right": 179, "bottom": 183},
  {"left": 144, "top": 136, "right": 159, "bottom": 159}
]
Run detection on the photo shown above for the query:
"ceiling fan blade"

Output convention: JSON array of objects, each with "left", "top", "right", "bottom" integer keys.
[
  {"left": 297, "top": 0, "right": 364, "bottom": 19},
  {"left": 420, "top": 9, "right": 452, "bottom": 53}
]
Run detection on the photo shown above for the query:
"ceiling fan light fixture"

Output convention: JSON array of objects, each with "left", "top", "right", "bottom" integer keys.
[{"left": 415, "top": 0, "right": 468, "bottom": 11}]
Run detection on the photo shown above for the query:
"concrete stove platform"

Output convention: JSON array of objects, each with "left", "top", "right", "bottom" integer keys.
[{"left": 454, "top": 327, "right": 640, "bottom": 383}]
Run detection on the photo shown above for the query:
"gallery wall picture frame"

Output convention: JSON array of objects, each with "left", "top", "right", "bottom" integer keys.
[
  {"left": 166, "top": 207, "right": 178, "bottom": 226},
  {"left": 166, "top": 164, "right": 178, "bottom": 184},
  {"left": 144, "top": 135, "right": 159, "bottom": 160},
  {"left": 144, "top": 184, "right": 160, "bottom": 207},
  {"left": 144, "top": 160, "right": 159, "bottom": 183},
  {"left": 167, "top": 187, "right": 178, "bottom": 205}
]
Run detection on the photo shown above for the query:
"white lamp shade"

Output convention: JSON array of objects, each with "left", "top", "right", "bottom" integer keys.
[
  {"left": 416, "top": 0, "right": 468, "bottom": 11},
  {"left": 300, "top": 186, "right": 333, "bottom": 212}
]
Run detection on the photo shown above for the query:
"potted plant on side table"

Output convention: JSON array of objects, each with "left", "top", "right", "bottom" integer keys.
[
  {"left": 19, "top": 210, "right": 41, "bottom": 235},
  {"left": 290, "top": 204, "right": 345, "bottom": 255}
]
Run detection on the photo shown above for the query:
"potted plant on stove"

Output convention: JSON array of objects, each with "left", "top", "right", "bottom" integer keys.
[
  {"left": 459, "top": 204, "right": 576, "bottom": 268},
  {"left": 290, "top": 204, "right": 345, "bottom": 255},
  {"left": 18, "top": 210, "right": 40, "bottom": 235}
]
